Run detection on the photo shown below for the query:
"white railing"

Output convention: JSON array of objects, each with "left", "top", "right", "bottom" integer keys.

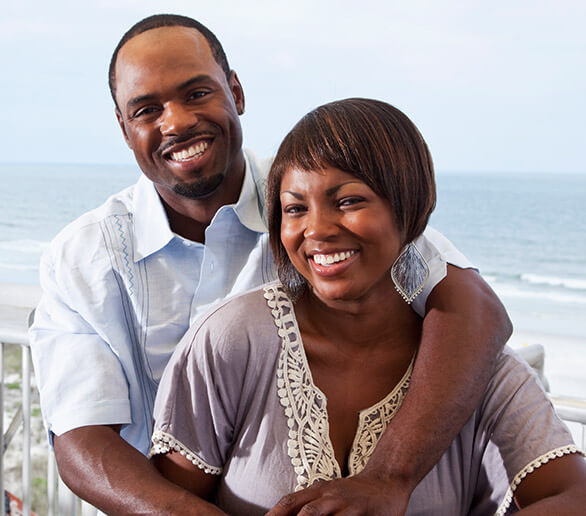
[
  {"left": 0, "top": 325, "right": 91, "bottom": 516},
  {"left": 1, "top": 331, "right": 585, "bottom": 515}
]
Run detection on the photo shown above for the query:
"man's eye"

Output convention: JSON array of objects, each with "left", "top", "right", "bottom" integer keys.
[
  {"left": 133, "top": 106, "right": 159, "bottom": 119},
  {"left": 188, "top": 90, "right": 209, "bottom": 101}
]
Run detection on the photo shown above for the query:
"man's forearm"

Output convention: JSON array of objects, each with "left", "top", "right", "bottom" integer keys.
[
  {"left": 54, "top": 425, "right": 225, "bottom": 516},
  {"left": 361, "top": 266, "right": 512, "bottom": 491}
]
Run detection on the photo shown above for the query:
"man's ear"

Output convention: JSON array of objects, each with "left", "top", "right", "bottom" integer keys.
[
  {"left": 229, "top": 71, "right": 245, "bottom": 115},
  {"left": 115, "top": 108, "right": 132, "bottom": 149}
]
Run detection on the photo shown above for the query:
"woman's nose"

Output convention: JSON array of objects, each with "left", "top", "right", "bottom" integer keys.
[{"left": 303, "top": 208, "right": 339, "bottom": 240}]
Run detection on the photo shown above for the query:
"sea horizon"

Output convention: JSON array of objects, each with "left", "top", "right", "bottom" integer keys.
[{"left": 1, "top": 163, "right": 585, "bottom": 342}]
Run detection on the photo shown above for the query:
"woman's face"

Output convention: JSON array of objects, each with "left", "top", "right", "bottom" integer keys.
[{"left": 279, "top": 166, "right": 402, "bottom": 305}]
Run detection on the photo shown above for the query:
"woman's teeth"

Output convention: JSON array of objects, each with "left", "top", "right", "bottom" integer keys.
[
  {"left": 170, "top": 141, "right": 208, "bottom": 162},
  {"left": 312, "top": 250, "right": 355, "bottom": 266}
]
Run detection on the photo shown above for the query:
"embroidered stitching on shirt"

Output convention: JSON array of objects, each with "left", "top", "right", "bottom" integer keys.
[
  {"left": 495, "top": 445, "right": 585, "bottom": 516},
  {"left": 264, "top": 284, "right": 413, "bottom": 491},
  {"left": 150, "top": 429, "right": 222, "bottom": 475}
]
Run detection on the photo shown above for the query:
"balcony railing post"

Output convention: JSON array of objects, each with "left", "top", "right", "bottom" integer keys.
[
  {"left": 22, "top": 345, "right": 32, "bottom": 516},
  {"left": 1, "top": 340, "right": 5, "bottom": 516}
]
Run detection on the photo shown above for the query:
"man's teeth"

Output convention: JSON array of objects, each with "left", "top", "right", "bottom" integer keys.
[
  {"left": 312, "top": 250, "right": 355, "bottom": 266},
  {"left": 170, "top": 141, "right": 209, "bottom": 162}
]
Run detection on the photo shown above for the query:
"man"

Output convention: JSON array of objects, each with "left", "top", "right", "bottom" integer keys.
[{"left": 30, "top": 14, "right": 511, "bottom": 515}]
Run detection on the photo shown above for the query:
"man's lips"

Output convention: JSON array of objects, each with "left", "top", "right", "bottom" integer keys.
[{"left": 166, "top": 140, "right": 210, "bottom": 162}]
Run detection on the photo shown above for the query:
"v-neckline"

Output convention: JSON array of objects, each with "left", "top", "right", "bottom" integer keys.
[{"left": 264, "top": 284, "right": 414, "bottom": 490}]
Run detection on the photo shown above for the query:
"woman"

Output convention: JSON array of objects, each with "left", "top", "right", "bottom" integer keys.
[{"left": 150, "top": 99, "right": 586, "bottom": 515}]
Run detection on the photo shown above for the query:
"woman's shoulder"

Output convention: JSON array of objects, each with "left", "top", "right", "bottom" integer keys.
[{"left": 176, "top": 282, "right": 290, "bottom": 361}]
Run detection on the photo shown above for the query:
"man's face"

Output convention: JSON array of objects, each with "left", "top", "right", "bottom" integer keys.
[{"left": 114, "top": 27, "right": 245, "bottom": 202}]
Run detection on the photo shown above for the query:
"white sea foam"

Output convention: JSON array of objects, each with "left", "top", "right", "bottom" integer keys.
[
  {"left": 521, "top": 273, "right": 586, "bottom": 291},
  {"left": 0, "top": 262, "right": 39, "bottom": 271},
  {"left": 0, "top": 240, "right": 49, "bottom": 253},
  {"left": 494, "top": 284, "right": 586, "bottom": 305}
]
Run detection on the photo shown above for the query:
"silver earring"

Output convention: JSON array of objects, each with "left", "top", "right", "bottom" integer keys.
[{"left": 390, "top": 242, "right": 429, "bottom": 304}]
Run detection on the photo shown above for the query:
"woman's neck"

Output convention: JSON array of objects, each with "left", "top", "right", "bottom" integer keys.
[{"left": 294, "top": 283, "right": 421, "bottom": 355}]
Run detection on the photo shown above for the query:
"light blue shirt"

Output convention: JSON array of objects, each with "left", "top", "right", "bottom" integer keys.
[{"left": 30, "top": 150, "right": 472, "bottom": 455}]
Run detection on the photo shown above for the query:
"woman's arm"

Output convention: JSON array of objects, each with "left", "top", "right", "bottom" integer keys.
[
  {"left": 151, "top": 451, "right": 223, "bottom": 509},
  {"left": 514, "top": 453, "right": 586, "bottom": 514}
]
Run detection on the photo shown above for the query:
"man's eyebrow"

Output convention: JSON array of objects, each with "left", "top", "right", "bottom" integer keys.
[
  {"left": 177, "top": 74, "right": 215, "bottom": 91},
  {"left": 125, "top": 75, "right": 216, "bottom": 112},
  {"left": 126, "top": 94, "right": 156, "bottom": 111}
]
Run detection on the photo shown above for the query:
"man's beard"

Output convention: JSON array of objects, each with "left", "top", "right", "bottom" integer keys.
[{"left": 172, "top": 174, "right": 223, "bottom": 199}]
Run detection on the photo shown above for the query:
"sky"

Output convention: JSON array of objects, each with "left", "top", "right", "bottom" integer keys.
[{"left": 2, "top": 0, "right": 585, "bottom": 174}]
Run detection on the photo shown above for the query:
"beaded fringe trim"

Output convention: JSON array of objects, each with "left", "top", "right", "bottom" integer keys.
[
  {"left": 150, "top": 429, "right": 222, "bottom": 475},
  {"left": 495, "top": 445, "right": 584, "bottom": 515}
]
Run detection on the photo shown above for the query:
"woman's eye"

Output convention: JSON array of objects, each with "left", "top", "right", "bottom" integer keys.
[
  {"left": 283, "top": 205, "right": 306, "bottom": 215},
  {"left": 338, "top": 197, "right": 364, "bottom": 207}
]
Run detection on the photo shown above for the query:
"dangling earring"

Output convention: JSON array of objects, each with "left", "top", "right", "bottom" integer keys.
[{"left": 390, "top": 242, "right": 429, "bottom": 304}]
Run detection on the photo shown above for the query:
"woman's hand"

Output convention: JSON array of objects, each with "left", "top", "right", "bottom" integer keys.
[{"left": 265, "top": 473, "right": 411, "bottom": 516}]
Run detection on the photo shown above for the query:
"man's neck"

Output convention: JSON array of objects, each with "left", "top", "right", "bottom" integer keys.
[{"left": 155, "top": 159, "right": 246, "bottom": 244}]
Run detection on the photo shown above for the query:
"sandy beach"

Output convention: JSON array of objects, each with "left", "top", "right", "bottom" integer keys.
[{"left": 0, "top": 283, "right": 42, "bottom": 331}]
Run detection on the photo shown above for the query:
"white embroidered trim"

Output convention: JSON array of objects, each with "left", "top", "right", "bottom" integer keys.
[
  {"left": 348, "top": 359, "right": 413, "bottom": 475},
  {"left": 264, "top": 284, "right": 413, "bottom": 491},
  {"left": 495, "top": 445, "right": 585, "bottom": 516},
  {"left": 150, "top": 429, "right": 222, "bottom": 475}
]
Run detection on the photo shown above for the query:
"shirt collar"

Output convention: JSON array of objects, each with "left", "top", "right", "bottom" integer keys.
[
  {"left": 233, "top": 150, "right": 268, "bottom": 233},
  {"left": 132, "top": 175, "right": 174, "bottom": 262},
  {"left": 132, "top": 151, "right": 268, "bottom": 262}
]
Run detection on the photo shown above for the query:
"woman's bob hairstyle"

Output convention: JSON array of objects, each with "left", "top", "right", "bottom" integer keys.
[{"left": 267, "top": 98, "right": 436, "bottom": 300}]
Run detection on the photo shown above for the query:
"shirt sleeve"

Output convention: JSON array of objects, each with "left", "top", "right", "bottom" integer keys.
[
  {"left": 475, "top": 348, "right": 583, "bottom": 514},
  {"left": 29, "top": 245, "right": 132, "bottom": 444},
  {"left": 151, "top": 305, "right": 259, "bottom": 475},
  {"left": 410, "top": 226, "right": 476, "bottom": 316}
]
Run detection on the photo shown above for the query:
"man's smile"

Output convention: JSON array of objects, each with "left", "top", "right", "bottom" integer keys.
[{"left": 166, "top": 140, "right": 210, "bottom": 162}]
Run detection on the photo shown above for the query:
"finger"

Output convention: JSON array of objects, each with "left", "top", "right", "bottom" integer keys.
[
  {"left": 266, "top": 487, "right": 324, "bottom": 516},
  {"left": 297, "top": 495, "right": 351, "bottom": 516}
]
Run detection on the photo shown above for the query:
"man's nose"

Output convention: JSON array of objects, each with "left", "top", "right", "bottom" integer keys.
[
  {"left": 160, "top": 103, "right": 197, "bottom": 136},
  {"left": 303, "top": 208, "right": 339, "bottom": 240}
]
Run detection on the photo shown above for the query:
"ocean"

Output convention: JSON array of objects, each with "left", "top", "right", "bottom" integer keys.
[{"left": 1, "top": 163, "right": 585, "bottom": 341}]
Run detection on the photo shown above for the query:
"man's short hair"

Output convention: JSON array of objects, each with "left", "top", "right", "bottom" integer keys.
[{"left": 109, "top": 14, "right": 231, "bottom": 109}]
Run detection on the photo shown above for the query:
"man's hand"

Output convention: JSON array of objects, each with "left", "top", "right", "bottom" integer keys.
[{"left": 266, "top": 473, "right": 410, "bottom": 516}]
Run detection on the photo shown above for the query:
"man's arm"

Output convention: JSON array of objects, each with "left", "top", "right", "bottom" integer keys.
[
  {"left": 54, "top": 425, "right": 225, "bottom": 516},
  {"left": 268, "top": 266, "right": 511, "bottom": 515},
  {"left": 361, "top": 266, "right": 511, "bottom": 486}
]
